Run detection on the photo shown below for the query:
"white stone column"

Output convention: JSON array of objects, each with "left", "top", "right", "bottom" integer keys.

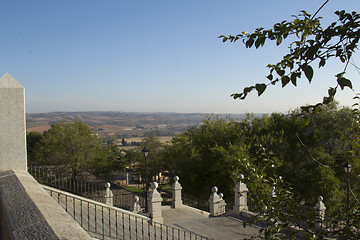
[
  {"left": 172, "top": 176, "right": 183, "bottom": 208},
  {"left": 0, "top": 73, "right": 27, "bottom": 171},
  {"left": 148, "top": 182, "right": 163, "bottom": 224},
  {"left": 218, "top": 193, "right": 227, "bottom": 215},
  {"left": 104, "top": 182, "right": 113, "bottom": 206},
  {"left": 131, "top": 195, "right": 142, "bottom": 213},
  {"left": 209, "top": 186, "right": 222, "bottom": 217},
  {"left": 233, "top": 174, "right": 249, "bottom": 214},
  {"left": 315, "top": 196, "right": 326, "bottom": 228}
]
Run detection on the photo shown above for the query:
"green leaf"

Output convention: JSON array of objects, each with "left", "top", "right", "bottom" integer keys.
[
  {"left": 222, "top": 36, "right": 228, "bottom": 42},
  {"left": 290, "top": 72, "right": 297, "bottom": 86},
  {"left": 337, "top": 77, "right": 353, "bottom": 90},
  {"left": 319, "top": 58, "right": 326, "bottom": 68},
  {"left": 266, "top": 74, "right": 273, "bottom": 80},
  {"left": 255, "top": 37, "right": 261, "bottom": 48},
  {"left": 281, "top": 76, "right": 290, "bottom": 87},
  {"left": 328, "top": 87, "right": 336, "bottom": 97},
  {"left": 301, "top": 64, "right": 314, "bottom": 83},
  {"left": 255, "top": 84, "right": 267, "bottom": 96},
  {"left": 275, "top": 69, "right": 285, "bottom": 77},
  {"left": 305, "top": 46, "right": 318, "bottom": 60},
  {"left": 233, "top": 86, "right": 255, "bottom": 99},
  {"left": 246, "top": 38, "right": 254, "bottom": 48},
  {"left": 313, "top": 105, "right": 322, "bottom": 113},
  {"left": 323, "top": 96, "right": 332, "bottom": 104}
]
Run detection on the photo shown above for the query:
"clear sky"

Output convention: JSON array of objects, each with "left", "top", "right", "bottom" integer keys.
[{"left": 1, "top": 0, "right": 359, "bottom": 114}]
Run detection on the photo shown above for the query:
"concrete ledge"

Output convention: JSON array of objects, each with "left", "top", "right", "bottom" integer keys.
[
  {"left": 0, "top": 169, "right": 94, "bottom": 240},
  {"left": 162, "top": 204, "right": 210, "bottom": 218},
  {"left": 179, "top": 205, "right": 210, "bottom": 217},
  {"left": 240, "top": 210, "right": 257, "bottom": 218}
]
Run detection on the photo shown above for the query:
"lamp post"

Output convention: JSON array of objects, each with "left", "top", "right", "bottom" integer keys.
[
  {"left": 344, "top": 161, "right": 352, "bottom": 226},
  {"left": 142, "top": 147, "right": 150, "bottom": 212}
]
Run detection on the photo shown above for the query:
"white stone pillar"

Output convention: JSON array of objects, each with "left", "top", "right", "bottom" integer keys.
[
  {"left": 131, "top": 195, "right": 142, "bottom": 213},
  {"left": 233, "top": 174, "right": 249, "bottom": 214},
  {"left": 209, "top": 186, "right": 222, "bottom": 217},
  {"left": 104, "top": 182, "right": 113, "bottom": 206},
  {"left": 315, "top": 196, "right": 326, "bottom": 227},
  {"left": 148, "top": 182, "right": 163, "bottom": 224},
  {"left": 270, "top": 186, "right": 276, "bottom": 198},
  {"left": 0, "top": 73, "right": 27, "bottom": 171},
  {"left": 218, "top": 193, "right": 227, "bottom": 215},
  {"left": 172, "top": 176, "right": 183, "bottom": 208}
]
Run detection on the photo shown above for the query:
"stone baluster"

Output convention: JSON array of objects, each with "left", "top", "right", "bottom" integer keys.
[
  {"left": 218, "top": 193, "right": 227, "bottom": 215},
  {"left": 172, "top": 176, "right": 183, "bottom": 208},
  {"left": 104, "top": 182, "right": 113, "bottom": 206},
  {"left": 233, "top": 174, "right": 249, "bottom": 214},
  {"left": 131, "top": 195, "right": 142, "bottom": 213},
  {"left": 209, "top": 186, "right": 225, "bottom": 217},
  {"left": 315, "top": 196, "right": 326, "bottom": 228},
  {"left": 148, "top": 182, "right": 163, "bottom": 224}
]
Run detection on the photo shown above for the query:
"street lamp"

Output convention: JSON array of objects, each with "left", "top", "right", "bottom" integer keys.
[
  {"left": 142, "top": 147, "right": 150, "bottom": 212},
  {"left": 344, "top": 161, "right": 352, "bottom": 226}
]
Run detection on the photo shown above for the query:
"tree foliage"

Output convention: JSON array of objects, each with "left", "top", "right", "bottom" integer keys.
[
  {"left": 165, "top": 115, "right": 249, "bottom": 199},
  {"left": 27, "top": 120, "right": 123, "bottom": 179},
  {"left": 165, "top": 104, "right": 360, "bottom": 238},
  {"left": 125, "top": 136, "right": 167, "bottom": 185},
  {"left": 213, "top": 4, "right": 360, "bottom": 238},
  {"left": 219, "top": 10, "right": 360, "bottom": 111}
]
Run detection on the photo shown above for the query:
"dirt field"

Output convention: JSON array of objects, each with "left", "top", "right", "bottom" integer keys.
[{"left": 26, "top": 125, "right": 51, "bottom": 133}]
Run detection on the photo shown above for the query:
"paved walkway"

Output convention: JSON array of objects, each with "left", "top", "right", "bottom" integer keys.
[{"left": 162, "top": 206, "right": 261, "bottom": 240}]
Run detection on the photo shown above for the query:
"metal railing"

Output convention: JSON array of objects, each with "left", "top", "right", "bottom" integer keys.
[
  {"left": 112, "top": 188, "right": 146, "bottom": 211},
  {"left": 28, "top": 164, "right": 148, "bottom": 212},
  {"left": 182, "top": 194, "right": 210, "bottom": 212},
  {"left": 28, "top": 163, "right": 105, "bottom": 197},
  {"left": 44, "top": 186, "right": 210, "bottom": 240}
]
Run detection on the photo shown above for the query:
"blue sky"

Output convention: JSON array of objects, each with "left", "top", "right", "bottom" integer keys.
[{"left": 1, "top": 0, "right": 359, "bottom": 114}]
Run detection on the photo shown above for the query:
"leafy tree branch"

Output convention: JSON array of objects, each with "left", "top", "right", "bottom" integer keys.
[{"left": 219, "top": 10, "right": 359, "bottom": 111}]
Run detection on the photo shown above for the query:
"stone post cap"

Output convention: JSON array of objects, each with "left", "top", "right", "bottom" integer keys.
[
  {"left": 151, "top": 182, "right": 158, "bottom": 190},
  {"left": 209, "top": 186, "right": 221, "bottom": 203},
  {"left": 315, "top": 195, "right": 326, "bottom": 210},
  {"left": 150, "top": 182, "right": 162, "bottom": 201},
  {"left": 219, "top": 193, "right": 224, "bottom": 199},
  {"left": 134, "top": 195, "right": 139, "bottom": 202},
  {"left": 173, "top": 176, "right": 182, "bottom": 190},
  {"left": 0, "top": 73, "right": 24, "bottom": 88},
  {"left": 238, "top": 174, "right": 244, "bottom": 180},
  {"left": 105, "top": 182, "right": 111, "bottom": 188}
]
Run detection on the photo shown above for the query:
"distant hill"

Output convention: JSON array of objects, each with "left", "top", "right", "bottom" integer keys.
[{"left": 26, "top": 111, "right": 264, "bottom": 138}]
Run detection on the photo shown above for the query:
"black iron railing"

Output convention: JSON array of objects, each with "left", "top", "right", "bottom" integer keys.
[
  {"left": 44, "top": 186, "right": 210, "bottom": 240},
  {"left": 28, "top": 164, "right": 148, "bottom": 211},
  {"left": 28, "top": 163, "right": 104, "bottom": 197},
  {"left": 182, "top": 194, "right": 210, "bottom": 212}
]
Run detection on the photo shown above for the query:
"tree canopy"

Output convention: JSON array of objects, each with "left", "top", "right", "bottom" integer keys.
[
  {"left": 125, "top": 136, "right": 167, "bottom": 186},
  {"left": 164, "top": 103, "right": 360, "bottom": 238},
  {"left": 27, "top": 120, "right": 124, "bottom": 179}
]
